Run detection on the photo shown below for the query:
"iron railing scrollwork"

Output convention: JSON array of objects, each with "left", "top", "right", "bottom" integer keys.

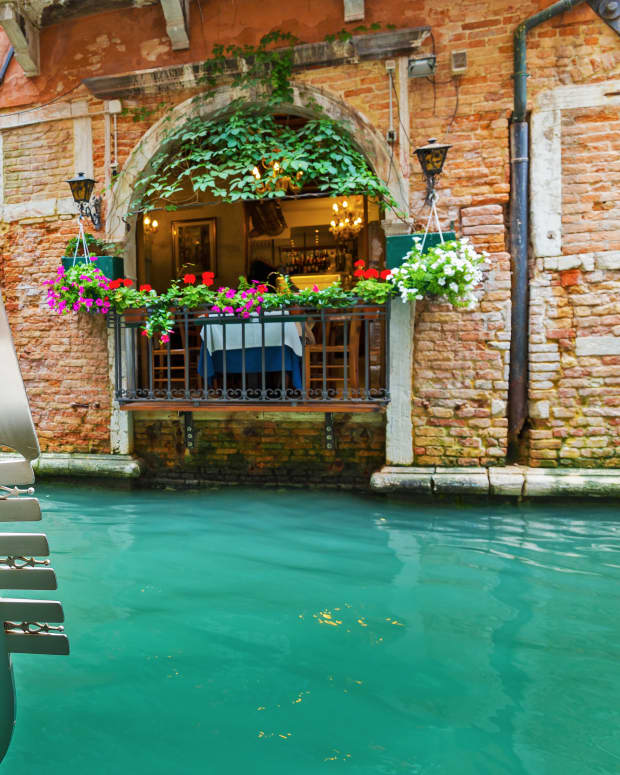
[{"left": 110, "top": 302, "right": 390, "bottom": 407}]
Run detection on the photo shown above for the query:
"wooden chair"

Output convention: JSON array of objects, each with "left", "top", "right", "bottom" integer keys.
[
  {"left": 304, "top": 315, "right": 362, "bottom": 398},
  {"left": 152, "top": 315, "right": 203, "bottom": 392}
]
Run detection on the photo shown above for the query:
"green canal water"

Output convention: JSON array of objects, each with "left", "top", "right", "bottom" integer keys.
[{"left": 3, "top": 485, "right": 620, "bottom": 774}]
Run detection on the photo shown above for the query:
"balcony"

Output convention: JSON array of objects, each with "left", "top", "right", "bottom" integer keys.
[{"left": 110, "top": 303, "right": 390, "bottom": 412}]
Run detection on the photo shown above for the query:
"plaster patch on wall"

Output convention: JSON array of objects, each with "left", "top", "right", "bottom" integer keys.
[{"left": 140, "top": 38, "right": 171, "bottom": 62}]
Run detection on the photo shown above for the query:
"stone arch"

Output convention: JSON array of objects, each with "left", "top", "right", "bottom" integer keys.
[{"left": 106, "top": 80, "right": 408, "bottom": 244}]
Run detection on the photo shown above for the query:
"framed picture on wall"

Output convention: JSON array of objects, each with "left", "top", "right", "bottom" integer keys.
[{"left": 172, "top": 218, "right": 217, "bottom": 277}]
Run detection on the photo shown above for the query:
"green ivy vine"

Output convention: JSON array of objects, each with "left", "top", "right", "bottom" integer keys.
[
  {"left": 129, "top": 27, "right": 401, "bottom": 215},
  {"left": 133, "top": 108, "right": 397, "bottom": 212}
]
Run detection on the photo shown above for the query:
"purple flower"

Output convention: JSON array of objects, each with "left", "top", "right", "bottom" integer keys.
[
  {"left": 83, "top": 298, "right": 93, "bottom": 309},
  {"left": 73, "top": 302, "right": 80, "bottom": 311},
  {"left": 95, "top": 299, "right": 104, "bottom": 306},
  {"left": 223, "top": 306, "right": 234, "bottom": 314},
  {"left": 225, "top": 288, "right": 236, "bottom": 299},
  {"left": 211, "top": 305, "right": 221, "bottom": 313}
]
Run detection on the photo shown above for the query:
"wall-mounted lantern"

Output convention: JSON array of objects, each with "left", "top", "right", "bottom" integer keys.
[
  {"left": 66, "top": 172, "right": 102, "bottom": 231},
  {"left": 143, "top": 214, "right": 159, "bottom": 233},
  {"left": 414, "top": 138, "right": 451, "bottom": 203}
]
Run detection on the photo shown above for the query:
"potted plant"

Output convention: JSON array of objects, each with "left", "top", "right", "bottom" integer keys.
[{"left": 61, "top": 233, "right": 124, "bottom": 280}]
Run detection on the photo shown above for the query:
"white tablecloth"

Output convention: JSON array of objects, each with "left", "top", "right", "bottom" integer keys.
[{"left": 200, "top": 312, "right": 303, "bottom": 357}]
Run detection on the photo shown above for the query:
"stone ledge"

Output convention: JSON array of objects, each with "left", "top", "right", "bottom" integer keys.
[
  {"left": 370, "top": 467, "right": 432, "bottom": 493},
  {"left": 432, "top": 467, "right": 489, "bottom": 495},
  {"left": 370, "top": 466, "right": 620, "bottom": 497},
  {"left": 489, "top": 467, "right": 525, "bottom": 497},
  {"left": 524, "top": 468, "right": 620, "bottom": 498},
  {"left": 0, "top": 453, "right": 144, "bottom": 479}
]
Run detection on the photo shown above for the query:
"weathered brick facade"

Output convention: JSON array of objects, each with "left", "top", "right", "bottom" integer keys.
[
  {"left": 0, "top": 0, "right": 618, "bottom": 478},
  {"left": 134, "top": 413, "right": 385, "bottom": 487}
]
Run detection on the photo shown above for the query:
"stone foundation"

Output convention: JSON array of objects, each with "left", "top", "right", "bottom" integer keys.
[{"left": 133, "top": 411, "right": 386, "bottom": 487}]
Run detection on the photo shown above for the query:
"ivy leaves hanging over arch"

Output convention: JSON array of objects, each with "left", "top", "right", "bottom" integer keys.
[
  {"left": 130, "top": 29, "right": 400, "bottom": 215},
  {"left": 133, "top": 107, "right": 398, "bottom": 214}
]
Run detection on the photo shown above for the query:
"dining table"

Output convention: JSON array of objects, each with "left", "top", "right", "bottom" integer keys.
[{"left": 197, "top": 311, "right": 303, "bottom": 390}]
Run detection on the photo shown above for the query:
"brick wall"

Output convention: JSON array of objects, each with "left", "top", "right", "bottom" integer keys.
[
  {"left": 3, "top": 120, "right": 74, "bottom": 205},
  {"left": 526, "top": 99, "right": 620, "bottom": 468},
  {"left": 561, "top": 106, "right": 620, "bottom": 255},
  {"left": 133, "top": 412, "right": 385, "bottom": 487},
  {"left": 1, "top": 221, "right": 111, "bottom": 453}
]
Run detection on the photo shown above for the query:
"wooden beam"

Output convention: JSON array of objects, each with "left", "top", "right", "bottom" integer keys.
[
  {"left": 0, "top": 2, "right": 39, "bottom": 77},
  {"left": 83, "top": 26, "right": 430, "bottom": 100},
  {"left": 160, "top": 0, "right": 189, "bottom": 51}
]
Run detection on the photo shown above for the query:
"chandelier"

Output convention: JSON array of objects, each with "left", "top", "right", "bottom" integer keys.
[
  {"left": 251, "top": 159, "right": 303, "bottom": 195},
  {"left": 329, "top": 199, "right": 363, "bottom": 242}
]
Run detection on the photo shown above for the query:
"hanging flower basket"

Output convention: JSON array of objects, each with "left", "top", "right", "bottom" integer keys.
[
  {"left": 61, "top": 254, "right": 125, "bottom": 281},
  {"left": 62, "top": 230, "right": 124, "bottom": 280},
  {"left": 385, "top": 231, "right": 456, "bottom": 270}
]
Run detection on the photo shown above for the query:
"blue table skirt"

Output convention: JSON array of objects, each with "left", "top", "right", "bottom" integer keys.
[{"left": 198, "top": 343, "right": 302, "bottom": 390}]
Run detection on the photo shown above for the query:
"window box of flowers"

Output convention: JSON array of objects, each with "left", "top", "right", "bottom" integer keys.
[{"left": 44, "top": 239, "right": 485, "bottom": 341}]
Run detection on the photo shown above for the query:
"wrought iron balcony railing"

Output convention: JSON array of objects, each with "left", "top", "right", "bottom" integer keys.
[{"left": 110, "top": 303, "right": 390, "bottom": 408}]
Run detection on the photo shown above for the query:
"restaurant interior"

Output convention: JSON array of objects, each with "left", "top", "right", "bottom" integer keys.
[
  {"left": 136, "top": 193, "right": 384, "bottom": 292},
  {"left": 131, "top": 178, "right": 387, "bottom": 402}
]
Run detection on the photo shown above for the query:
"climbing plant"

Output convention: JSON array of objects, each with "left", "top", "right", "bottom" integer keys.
[
  {"left": 133, "top": 108, "right": 398, "bottom": 213},
  {"left": 129, "top": 28, "right": 401, "bottom": 215},
  {"left": 200, "top": 30, "right": 301, "bottom": 105}
]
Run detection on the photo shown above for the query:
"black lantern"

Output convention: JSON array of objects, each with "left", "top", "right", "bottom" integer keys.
[
  {"left": 414, "top": 138, "right": 451, "bottom": 203},
  {"left": 66, "top": 172, "right": 102, "bottom": 230}
]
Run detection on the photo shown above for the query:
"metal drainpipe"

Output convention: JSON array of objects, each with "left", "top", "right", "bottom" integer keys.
[{"left": 507, "top": 0, "right": 585, "bottom": 460}]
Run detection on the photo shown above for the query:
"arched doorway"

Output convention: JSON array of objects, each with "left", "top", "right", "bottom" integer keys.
[{"left": 106, "top": 82, "right": 409, "bottom": 456}]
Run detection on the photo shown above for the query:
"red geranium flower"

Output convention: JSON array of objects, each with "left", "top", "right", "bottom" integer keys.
[
  {"left": 122, "top": 278, "right": 133, "bottom": 287},
  {"left": 364, "top": 268, "right": 379, "bottom": 279},
  {"left": 108, "top": 279, "right": 122, "bottom": 290},
  {"left": 354, "top": 259, "right": 366, "bottom": 267},
  {"left": 139, "top": 284, "right": 152, "bottom": 292},
  {"left": 353, "top": 269, "right": 364, "bottom": 278},
  {"left": 257, "top": 284, "right": 268, "bottom": 293},
  {"left": 183, "top": 273, "right": 196, "bottom": 285},
  {"left": 380, "top": 269, "right": 391, "bottom": 280},
  {"left": 202, "top": 272, "right": 214, "bottom": 286}
]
